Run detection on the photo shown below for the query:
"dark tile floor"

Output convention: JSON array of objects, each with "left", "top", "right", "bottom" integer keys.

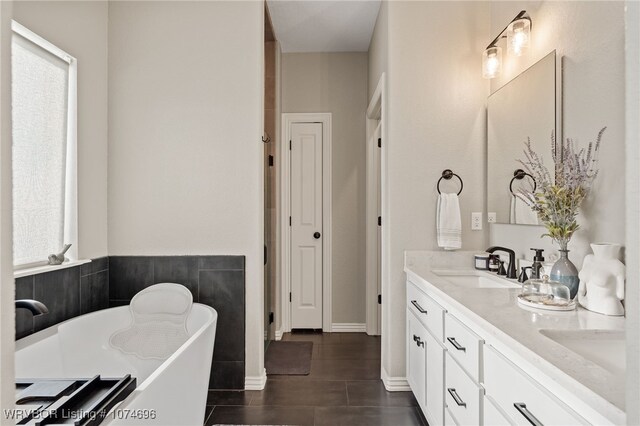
[{"left": 204, "top": 332, "right": 426, "bottom": 426}]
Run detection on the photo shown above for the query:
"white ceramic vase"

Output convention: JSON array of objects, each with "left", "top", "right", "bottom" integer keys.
[{"left": 577, "top": 243, "right": 625, "bottom": 316}]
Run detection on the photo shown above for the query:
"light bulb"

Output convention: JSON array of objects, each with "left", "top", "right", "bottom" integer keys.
[
  {"left": 482, "top": 46, "right": 502, "bottom": 79},
  {"left": 507, "top": 19, "right": 530, "bottom": 57}
]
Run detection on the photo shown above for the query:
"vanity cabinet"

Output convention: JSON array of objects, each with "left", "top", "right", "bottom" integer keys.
[
  {"left": 444, "top": 313, "right": 483, "bottom": 382},
  {"left": 483, "top": 395, "right": 512, "bottom": 426},
  {"left": 406, "top": 277, "right": 592, "bottom": 426},
  {"left": 484, "top": 344, "right": 588, "bottom": 425},
  {"left": 407, "top": 281, "right": 446, "bottom": 425},
  {"left": 445, "top": 351, "right": 482, "bottom": 425},
  {"left": 407, "top": 310, "right": 427, "bottom": 411}
]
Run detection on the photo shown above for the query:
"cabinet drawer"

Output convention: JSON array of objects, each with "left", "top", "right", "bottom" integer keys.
[
  {"left": 445, "top": 352, "right": 482, "bottom": 426},
  {"left": 484, "top": 345, "right": 588, "bottom": 425},
  {"left": 484, "top": 395, "right": 513, "bottom": 426},
  {"left": 407, "top": 280, "right": 445, "bottom": 341},
  {"left": 407, "top": 310, "right": 427, "bottom": 413},
  {"left": 445, "top": 313, "right": 483, "bottom": 381},
  {"left": 444, "top": 407, "right": 458, "bottom": 426}
]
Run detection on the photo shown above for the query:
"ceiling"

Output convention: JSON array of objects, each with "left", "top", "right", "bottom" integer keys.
[{"left": 266, "top": 0, "right": 381, "bottom": 53}]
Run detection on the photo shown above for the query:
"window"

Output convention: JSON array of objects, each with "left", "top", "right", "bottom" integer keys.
[{"left": 11, "top": 21, "right": 77, "bottom": 268}]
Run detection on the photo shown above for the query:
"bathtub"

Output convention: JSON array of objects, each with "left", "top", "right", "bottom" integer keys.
[{"left": 15, "top": 303, "right": 217, "bottom": 425}]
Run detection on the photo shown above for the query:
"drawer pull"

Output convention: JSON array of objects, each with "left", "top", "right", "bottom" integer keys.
[
  {"left": 447, "top": 337, "right": 466, "bottom": 352},
  {"left": 413, "top": 335, "right": 425, "bottom": 348},
  {"left": 410, "top": 300, "right": 428, "bottom": 314},
  {"left": 447, "top": 388, "right": 466, "bottom": 408},
  {"left": 514, "top": 403, "right": 543, "bottom": 426}
]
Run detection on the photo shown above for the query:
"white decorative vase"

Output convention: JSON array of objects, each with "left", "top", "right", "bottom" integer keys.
[{"left": 577, "top": 243, "right": 625, "bottom": 316}]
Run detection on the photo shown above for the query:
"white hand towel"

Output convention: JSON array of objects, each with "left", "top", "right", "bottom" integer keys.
[
  {"left": 510, "top": 195, "right": 517, "bottom": 224},
  {"left": 437, "top": 193, "right": 462, "bottom": 250},
  {"left": 514, "top": 195, "right": 539, "bottom": 225}
]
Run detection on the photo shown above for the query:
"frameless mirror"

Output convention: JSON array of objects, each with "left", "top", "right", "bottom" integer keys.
[{"left": 487, "top": 50, "right": 560, "bottom": 225}]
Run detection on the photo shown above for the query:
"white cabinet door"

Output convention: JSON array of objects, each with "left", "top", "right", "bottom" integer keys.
[
  {"left": 407, "top": 311, "right": 427, "bottom": 412},
  {"left": 424, "top": 328, "right": 445, "bottom": 426},
  {"left": 484, "top": 395, "right": 514, "bottom": 426}
]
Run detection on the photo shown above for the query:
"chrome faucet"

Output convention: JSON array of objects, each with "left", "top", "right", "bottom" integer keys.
[
  {"left": 15, "top": 299, "right": 49, "bottom": 316},
  {"left": 486, "top": 246, "right": 517, "bottom": 279}
]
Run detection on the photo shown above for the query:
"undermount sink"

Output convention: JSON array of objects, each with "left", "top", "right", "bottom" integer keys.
[
  {"left": 539, "top": 329, "right": 626, "bottom": 377},
  {"left": 431, "top": 269, "right": 521, "bottom": 289}
]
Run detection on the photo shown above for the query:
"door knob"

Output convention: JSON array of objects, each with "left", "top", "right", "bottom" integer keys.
[{"left": 313, "top": 232, "right": 321, "bottom": 239}]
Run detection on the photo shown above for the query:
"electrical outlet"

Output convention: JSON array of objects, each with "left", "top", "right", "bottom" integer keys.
[
  {"left": 471, "top": 212, "right": 483, "bottom": 230},
  {"left": 487, "top": 212, "right": 497, "bottom": 223}
]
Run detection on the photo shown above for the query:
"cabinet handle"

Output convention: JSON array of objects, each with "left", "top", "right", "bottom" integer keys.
[
  {"left": 514, "top": 403, "right": 543, "bottom": 426},
  {"left": 414, "top": 336, "right": 424, "bottom": 348},
  {"left": 446, "top": 337, "right": 466, "bottom": 352},
  {"left": 447, "top": 388, "right": 466, "bottom": 407},
  {"left": 411, "top": 300, "right": 428, "bottom": 314}
]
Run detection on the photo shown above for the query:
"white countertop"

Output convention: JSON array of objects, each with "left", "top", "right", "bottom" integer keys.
[{"left": 404, "top": 250, "right": 626, "bottom": 424}]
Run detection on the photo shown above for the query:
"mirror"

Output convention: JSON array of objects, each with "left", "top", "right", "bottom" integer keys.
[{"left": 487, "top": 50, "right": 559, "bottom": 225}]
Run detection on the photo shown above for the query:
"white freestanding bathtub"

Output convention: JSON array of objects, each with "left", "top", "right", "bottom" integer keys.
[{"left": 15, "top": 304, "right": 217, "bottom": 425}]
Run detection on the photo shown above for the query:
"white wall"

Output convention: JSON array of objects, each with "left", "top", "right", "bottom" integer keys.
[
  {"left": 0, "top": 0, "right": 14, "bottom": 415},
  {"left": 489, "top": 2, "right": 626, "bottom": 269},
  {"left": 368, "top": 0, "right": 387, "bottom": 100},
  {"left": 12, "top": 0, "right": 109, "bottom": 259},
  {"left": 625, "top": 1, "right": 640, "bottom": 423},
  {"left": 107, "top": 1, "right": 265, "bottom": 384},
  {"left": 282, "top": 52, "right": 368, "bottom": 324},
  {"left": 381, "top": 1, "right": 490, "bottom": 381}
]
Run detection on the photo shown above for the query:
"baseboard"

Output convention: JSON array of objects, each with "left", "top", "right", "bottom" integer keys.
[
  {"left": 381, "top": 366, "right": 411, "bottom": 391},
  {"left": 331, "top": 323, "right": 366, "bottom": 332},
  {"left": 275, "top": 327, "right": 283, "bottom": 341},
  {"left": 245, "top": 368, "right": 267, "bottom": 390}
]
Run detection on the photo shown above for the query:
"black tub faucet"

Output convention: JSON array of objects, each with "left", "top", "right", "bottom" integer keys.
[
  {"left": 15, "top": 299, "right": 49, "bottom": 316},
  {"left": 486, "top": 246, "right": 517, "bottom": 279}
]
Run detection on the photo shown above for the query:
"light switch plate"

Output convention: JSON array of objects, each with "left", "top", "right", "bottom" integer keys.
[
  {"left": 487, "top": 212, "right": 497, "bottom": 223},
  {"left": 471, "top": 212, "right": 482, "bottom": 230}
]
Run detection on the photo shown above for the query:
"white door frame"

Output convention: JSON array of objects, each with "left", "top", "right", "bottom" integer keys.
[
  {"left": 366, "top": 74, "right": 386, "bottom": 336},
  {"left": 281, "top": 113, "right": 332, "bottom": 332}
]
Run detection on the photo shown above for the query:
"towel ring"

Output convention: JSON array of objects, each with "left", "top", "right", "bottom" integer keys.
[
  {"left": 509, "top": 169, "right": 536, "bottom": 194},
  {"left": 437, "top": 169, "right": 463, "bottom": 195}
]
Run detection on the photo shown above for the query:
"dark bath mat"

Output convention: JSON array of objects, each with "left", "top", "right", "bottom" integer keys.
[{"left": 265, "top": 341, "right": 313, "bottom": 375}]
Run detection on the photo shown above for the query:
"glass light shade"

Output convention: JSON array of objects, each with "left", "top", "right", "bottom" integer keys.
[
  {"left": 482, "top": 46, "right": 502, "bottom": 79},
  {"left": 507, "top": 18, "right": 530, "bottom": 56}
]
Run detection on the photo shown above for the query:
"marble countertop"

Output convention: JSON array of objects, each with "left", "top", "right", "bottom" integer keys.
[{"left": 404, "top": 250, "right": 626, "bottom": 424}]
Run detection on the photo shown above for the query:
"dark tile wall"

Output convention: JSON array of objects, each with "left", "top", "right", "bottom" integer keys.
[
  {"left": 108, "top": 256, "right": 245, "bottom": 390},
  {"left": 15, "top": 257, "right": 109, "bottom": 340},
  {"left": 14, "top": 255, "right": 244, "bottom": 391}
]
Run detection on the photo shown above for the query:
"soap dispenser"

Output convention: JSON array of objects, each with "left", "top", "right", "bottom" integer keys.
[{"left": 530, "top": 249, "right": 545, "bottom": 279}]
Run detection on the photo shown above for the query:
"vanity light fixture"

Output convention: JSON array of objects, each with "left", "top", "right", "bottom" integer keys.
[
  {"left": 507, "top": 17, "right": 531, "bottom": 56},
  {"left": 482, "top": 46, "right": 502, "bottom": 79},
  {"left": 482, "top": 10, "right": 532, "bottom": 79}
]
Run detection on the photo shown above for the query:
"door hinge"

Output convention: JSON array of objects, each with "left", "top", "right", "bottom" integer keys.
[
  {"left": 377, "top": 137, "right": 381, "bottom": 148},
  {"left": 378, "top": 216, "right": 382, "bottom": 226},
  {"left": 264, "top": 245, "right": 267, "bottom": 265},
  {"left": 289, "top": 140, "right": 292, "bottom": 150},
  {"left": 289, "top": 292, "right": 292, "bottom": 302},
  {"left": 378, "top": 294, "right": 382, "bottom": 304},
  {"left": 268, "top": 155, "right": 274, "bottom": 167},
  {"left": 289, "top": 216, "right": 292, "bottom": 226},
  {"left": 269, "top": 312, "right": 274, "bottom": 324}
]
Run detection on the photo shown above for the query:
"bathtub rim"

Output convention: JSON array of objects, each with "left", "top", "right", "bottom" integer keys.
[{"left": 15, "top": 303, "right": 218, "bottom": 391}]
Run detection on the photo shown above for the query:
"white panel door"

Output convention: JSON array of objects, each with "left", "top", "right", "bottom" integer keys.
[{"left": 290, "top": 122, "right": 323, "bottom": 328}]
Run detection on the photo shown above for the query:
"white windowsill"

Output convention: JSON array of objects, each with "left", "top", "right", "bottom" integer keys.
[{"left": 14, "top": 259, "right": 91, "bottom": 279}]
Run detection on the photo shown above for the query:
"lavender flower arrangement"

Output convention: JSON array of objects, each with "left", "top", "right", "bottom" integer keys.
[{"left": 516, "top": 128, "right": 606, "bottom": 250}]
